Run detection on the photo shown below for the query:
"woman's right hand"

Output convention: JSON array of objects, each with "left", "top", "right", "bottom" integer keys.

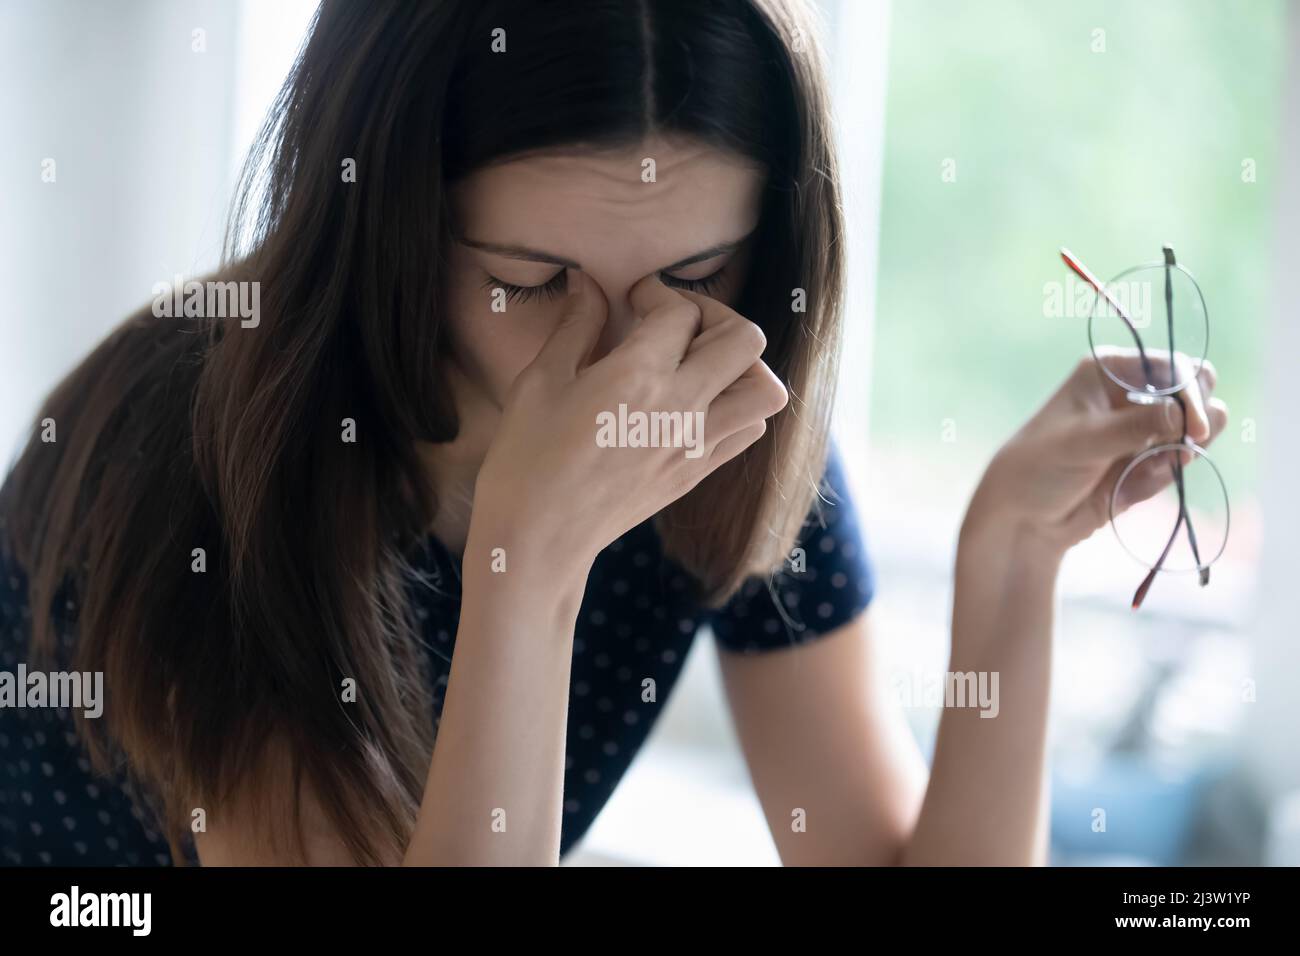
[{"left": 473, "top": 266, "right": 788, "bottom": 571}]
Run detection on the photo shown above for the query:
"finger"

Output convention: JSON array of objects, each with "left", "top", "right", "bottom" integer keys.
[
  {"left": 678, "top": 315, "right": 769, "bottom": 402},
  {"left": 1082, "top": 347, "right": 1212, "bottom": 444},
  {"left": 1078, "top": 394, "right": 1186, "bottom": 461},
  {"left": 1112, "top": 456, "right": 1174, "bottom": 514},
  {"left": 531, "top": 268, "right": 609, "bottom": 377},
  {"left": 666, "top": 286, "right": 780, "bottom": 401},
  {"left": 701, "top": 365, "right": 789, "bottom": 445},
  {"left": 706, "top": 420, "right": 767, "bottom": 472},
  {"left": 674, "top": 289, "right": 762, "bottom": 361},
  {"left": 1091, "top": 345, "right": 1217, "bottom": 412},
  {"left": 656, "top": 420, "right": 768, "bottom": 510},
  {"left": 1176, "top": 395, "right": 1229, "bottom": 462},
  {"left": 1169, "top": 352, "right": 1212, "bottom": 443},
  {"left": 1196, "top": 356, "right": 1218, "bottom": 394},
  {"left": 1205, "top": 396, "right": 1229, "bottom": 444},
  {"left": 669, "top": 285, "right": 744, "bottom": 335},
  {"left": 622, "top": 273, "right": 703, "bottom": 362},
  {"left": 1107, "top": 398, "right": 1227, "bottom": 513},
  {"left": 1113, "top": 446, "right": 1201, "bottom": 514},
  {"left": 1173, "top": 395, "right": 1229, "bottom": 460}
]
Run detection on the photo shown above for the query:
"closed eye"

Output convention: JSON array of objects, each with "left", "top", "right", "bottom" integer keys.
[
  {"left": 482, "top": 265, "right": 728, "bottom": 305},
  {"left": 660, "top": 266, "right": 727, "bottom": 296},
  {"left": 481, "top": 271, "right": 568, "bottom": 305}
]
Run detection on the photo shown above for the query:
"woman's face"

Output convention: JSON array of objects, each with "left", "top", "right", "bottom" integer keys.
[{"left": 445, "top": 135, "right": 766, "bottom": 407}]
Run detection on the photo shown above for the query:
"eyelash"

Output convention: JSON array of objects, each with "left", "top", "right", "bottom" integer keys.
[{"left": 481, "top": 267, "right": 727, "bottom": 305}]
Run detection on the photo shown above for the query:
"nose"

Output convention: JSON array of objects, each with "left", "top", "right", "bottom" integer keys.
[{"left": 587, "top": 293, "right": 639, "bottom": 362}]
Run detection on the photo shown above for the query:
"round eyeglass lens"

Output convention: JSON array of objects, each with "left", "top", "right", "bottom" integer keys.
[
  {"left": 1088, "top": 262, "right": 1209, "bottom": 396},
  {"left": 1109, "top": 441, "right": 1229, "bottom": 573}
]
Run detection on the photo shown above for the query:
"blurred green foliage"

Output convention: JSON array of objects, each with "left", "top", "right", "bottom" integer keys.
[{"left": 871, "top": 0, "right": 1286, "bottom": 493}]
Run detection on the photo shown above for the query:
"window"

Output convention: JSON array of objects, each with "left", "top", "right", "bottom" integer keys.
[{"left": 860, "top": 0, "right": 1287, "bottom": 865}]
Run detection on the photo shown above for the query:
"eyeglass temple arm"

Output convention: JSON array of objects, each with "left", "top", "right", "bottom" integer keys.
[
  {"left": 1132, "top": 508, "right": 1185, "bottom": 609},
  {"left": 1130, "top": 403, "right": 1211, "bottom": 609},
  {"left": 1162, "top": 246, "right": 1211, "bottom": 588},
  {"left": 1059, "top": 248, "right": 1157, "bottom": 384},
  {"left": 1062, "top": 247, "right": 1212, "bottom": 608},
  {"left": 1137, "top": 248, "right": 1209, "bottom": 607}
]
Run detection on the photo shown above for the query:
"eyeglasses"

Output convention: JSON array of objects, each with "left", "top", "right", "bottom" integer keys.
[{"left": 1060, "top": 246, "right": 1230, "bottom": 611}]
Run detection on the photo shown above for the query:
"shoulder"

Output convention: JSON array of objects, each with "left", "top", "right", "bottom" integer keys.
[{"left": 709, "top": 441, "right": 876, "bottom": 654}]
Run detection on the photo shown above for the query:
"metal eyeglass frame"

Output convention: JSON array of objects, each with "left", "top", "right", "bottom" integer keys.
[{"left": 1060, "top": 245, "right": 1229, "bottom": 610}]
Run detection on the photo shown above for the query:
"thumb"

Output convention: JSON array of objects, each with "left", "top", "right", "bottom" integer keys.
[
  {"left": 532, "top": 268, "right": 608, "bottom": 377},
  {"left": 1083, "top": 395, "right": 1183, "bottom": 460}
]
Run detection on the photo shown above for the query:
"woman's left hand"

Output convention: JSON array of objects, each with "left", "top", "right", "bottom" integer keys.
[{"left": 968, "top": 346, "right": 1230, "bottom": 556}]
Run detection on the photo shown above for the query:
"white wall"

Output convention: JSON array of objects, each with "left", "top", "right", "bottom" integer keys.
[
  {"left": 0, "top": 0, "right": 242, "bottom": 465},
  {"left": 824, "top": 0, "right": 890, "bottom": 470},
  {"left": 1246, "top": 0, "right": 1300, "bottom": 850}
]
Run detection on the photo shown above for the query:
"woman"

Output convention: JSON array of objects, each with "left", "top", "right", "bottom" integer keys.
[{"left": 0, "top": 0, "right": 1226, "bottom": 866}]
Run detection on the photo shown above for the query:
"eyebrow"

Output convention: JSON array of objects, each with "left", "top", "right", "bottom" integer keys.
[{"left": 456, "top": 228, "right": 756, "bottom": 273}]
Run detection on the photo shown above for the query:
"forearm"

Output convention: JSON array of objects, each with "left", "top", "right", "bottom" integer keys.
[
  {"left": 403, "top": 511, "right": 589, "bottom": 866},
  {"left": 901, "top": 499, "right": 1062, "bottom": 866}
]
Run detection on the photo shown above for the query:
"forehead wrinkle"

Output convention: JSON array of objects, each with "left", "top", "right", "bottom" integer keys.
[
  {"left": 526, "top": 165, "right": 699, "bottom": 217},
  {"left": 455, "top": 144, "right": 764, "bottom": 275},
  {"left": 466, "top": 188, "right": 757, "bottom": 273},
  {"left": 499, "top": 142, "right": 758, "bottom": 209}
]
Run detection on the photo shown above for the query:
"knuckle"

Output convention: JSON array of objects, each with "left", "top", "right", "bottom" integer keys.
[
  {"left": 623, "top": 366, "right": 662, "bottom": 404},
  {"left": 1199, "top": 356, "right": 1218, "bottom": 385},
  {"left": 1146, "top": 399, "right": 1176, "bottom": 439},
  {"left": 764, "top": 376, "right": 790, "bottom": 415},
  {"left": 618, "top": 369, "right": 650, "bottom": 401},
  {"left": 675, "top": 299, "right": 703, "bottom": 325},
  {"left": 733, "top": 318, "right": 767, "bottom": 355},
  {"left": 731, "top": 421, "right": 767, "bottom": 456}
]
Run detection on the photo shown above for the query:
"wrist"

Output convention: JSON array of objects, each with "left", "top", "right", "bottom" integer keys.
[
  {"left": 960, "top": 486, "right": 1067, "bottom": 583},
  {"left": 964, "top": 451, "right": 1069, "bottom": 566},
  {"left": 463, "top": 494, "right": 594, "bottom": 615},
  {"left": 954, "top": 494, "right": 1063, "bottom": 660}
]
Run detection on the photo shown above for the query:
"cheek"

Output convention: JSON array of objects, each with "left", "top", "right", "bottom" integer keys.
[{"left": 445, "top": 276, "right": 561, "bottom": 398}]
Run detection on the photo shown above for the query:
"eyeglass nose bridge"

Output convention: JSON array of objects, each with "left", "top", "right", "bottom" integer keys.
[{"left": 1122, "top": 387, "right": 1180, "bottom": 407}]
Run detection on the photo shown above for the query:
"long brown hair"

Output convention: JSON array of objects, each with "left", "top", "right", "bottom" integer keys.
[{"left": 1, "top": 0, "right": 846, "bottom": 864}]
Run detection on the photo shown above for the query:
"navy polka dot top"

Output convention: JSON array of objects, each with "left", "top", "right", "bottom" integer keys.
[{"left": 0, "top": 442, "right": 875, "bottom": 865}]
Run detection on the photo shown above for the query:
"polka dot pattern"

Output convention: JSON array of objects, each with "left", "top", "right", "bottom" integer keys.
[
  {"left": 0, "top": 444, "right": 874, "bottom": 864},
  {"left": 709, "top": 445, "right": 876, "bottom": 654}
]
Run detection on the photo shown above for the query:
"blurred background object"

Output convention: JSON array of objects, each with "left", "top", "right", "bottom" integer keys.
[{"left": 1, "top": 0, "right": 1295, "bottom": 866}]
